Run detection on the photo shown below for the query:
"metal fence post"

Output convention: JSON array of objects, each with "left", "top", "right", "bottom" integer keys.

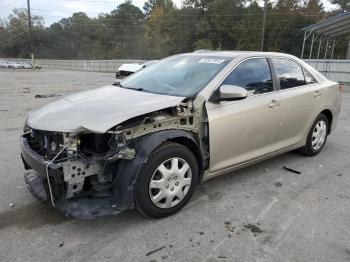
[
  {"left": 309, "top": 34, "right": 315, "bottom": 59},
  {"left": 301, "top": 31, "right": 307, "bottom": 59},
  {"left": 330, "top": 39, "right": 335, "bottom": 60},
  {"left": 324, "top": 38, "right": 329, "bottom": 59},
  {"left": 317, "top": 36, "right": 322, "bottom": 60}
]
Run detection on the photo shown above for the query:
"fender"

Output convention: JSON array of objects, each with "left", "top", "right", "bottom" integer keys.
[{"left": 111, "top": 129, "right": 201, "bottom": 210}]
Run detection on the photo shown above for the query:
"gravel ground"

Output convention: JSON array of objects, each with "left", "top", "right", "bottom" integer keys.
[{"left": 0, "top": 69, "right": 349, "bottom": 262}]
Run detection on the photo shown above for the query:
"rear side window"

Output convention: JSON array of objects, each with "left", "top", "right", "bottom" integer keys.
[
  {"left": 222, "top": 58, "right": 273, "bottom": 95},
  {"left": 272, "top": 58, "right": 306, "bottom": 89}
]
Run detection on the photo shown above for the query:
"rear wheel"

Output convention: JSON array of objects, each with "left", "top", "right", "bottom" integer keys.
[
  {"left": 298, "top": 113, "right": 329, "bottom": 156},
  {"left": 135, "top": 142, "right": 198, "bottom": 218}
]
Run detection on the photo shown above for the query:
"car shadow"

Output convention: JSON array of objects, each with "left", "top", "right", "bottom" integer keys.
[
  {"left": 0, "top": 151, "right": 308, "bottom": 231},
  {"left": 0, "top": 201, "right": 67, "bottom": 231}
]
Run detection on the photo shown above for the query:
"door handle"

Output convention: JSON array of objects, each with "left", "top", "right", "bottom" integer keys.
[
  {"left": 313, "top": 90, "right": 322, "bottom": 97},
  {"left": 268, "top": 100, "right": 280, "bottom": 108}
]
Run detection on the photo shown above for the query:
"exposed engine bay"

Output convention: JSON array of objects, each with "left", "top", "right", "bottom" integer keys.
[{"left": 21, "top": 100, "right": 206, "bottom": 217}]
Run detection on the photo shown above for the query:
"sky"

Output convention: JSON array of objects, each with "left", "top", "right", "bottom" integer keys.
[{"left": 0, "top": 0, "right": 338, "bottom": 26}]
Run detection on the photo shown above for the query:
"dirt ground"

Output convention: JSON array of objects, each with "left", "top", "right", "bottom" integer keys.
[{"left": 0, "top": 69, "right": 349, "bottom": 262}]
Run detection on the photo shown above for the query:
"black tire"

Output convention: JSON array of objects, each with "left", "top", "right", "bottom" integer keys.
[
  {"left": 135, "top": 142, "right": 199, "bottom": 218},
  {"left": 297, "top": 113, "right": 329, "bottom": 156}
]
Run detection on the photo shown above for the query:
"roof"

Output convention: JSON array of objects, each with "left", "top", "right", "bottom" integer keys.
[
  {"left": 189, "top": 50, "right": 295, "bottom": 57},
  {"left": 302, "top": 12, "right": 350, "bottom": 39}
]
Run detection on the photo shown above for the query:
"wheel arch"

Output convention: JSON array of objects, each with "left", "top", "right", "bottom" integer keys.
[
  {"left": 168, "top": 136, "right": 204, "bottom": 180},
  {"left": 111, "top": 129, "right": 203, "bottom": 210},
  {"left": 320, "top": 109, "right": 333, "bottom": 134}
]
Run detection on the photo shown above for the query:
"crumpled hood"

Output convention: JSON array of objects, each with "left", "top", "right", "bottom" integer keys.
[{"left": 27, "top": 85, "right": 185, "bottom": 133}]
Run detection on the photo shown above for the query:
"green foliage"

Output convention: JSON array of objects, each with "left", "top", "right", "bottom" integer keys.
[
  {"left": 331, "top": 0, "right": 350, "bottom": 11},
  {"left": 0, "top": 0, "right": 346, "bottom": 59},
  {"left": 194, "top": 39, "right": 214, "bottom": 50},
  {"left": 0, "top": 8, "right": 43, "bottom": 58}
]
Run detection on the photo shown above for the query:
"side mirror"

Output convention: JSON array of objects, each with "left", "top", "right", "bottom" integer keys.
[{"left": 210, "top": 85, "right": 248, "bottom": 103}]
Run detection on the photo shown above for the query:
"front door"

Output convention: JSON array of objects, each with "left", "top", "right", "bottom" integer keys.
[{"left": 206, "top": 58, "right": 281, "bottom": 173}]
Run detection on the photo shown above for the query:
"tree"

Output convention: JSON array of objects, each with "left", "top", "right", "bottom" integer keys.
[
  {"left": 107, "top": 2, "right": 145, "bottom": 58},
  {"left": 0, "top": 1, "right": 341, "bottom": 59},
  {"left": 305, "top": 0, "right": 324, "bottom": 14},
  {"left": 143, "top": 4, "right": 172, "bottom": 58},
  {"left": 331, "top": 0, "right": 350, "bottom": 12},
  {"left": 144, "top": 0, "right": 174, "bottom": 16},
  {"left": 236, "top": 1, "right": 263, "bottom": 51},
  {"left": 0, "top": 8, "right": 43, "bottom": 58}
]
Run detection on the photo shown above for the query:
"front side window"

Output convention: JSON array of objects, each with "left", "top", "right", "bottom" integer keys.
[
  {"left": 221, "top": 58, "right": 273, "bottom": 95},
  {"left": 121, "top": 55, "right": 232, "bottom": 97},
  {"left": 272, "top": 58, "right": 306, "bottom": 89}
]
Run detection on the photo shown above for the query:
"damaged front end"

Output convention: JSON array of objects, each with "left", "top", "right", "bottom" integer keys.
[{"left": 21, "top": 100, "right": 202, "bottom": 218}]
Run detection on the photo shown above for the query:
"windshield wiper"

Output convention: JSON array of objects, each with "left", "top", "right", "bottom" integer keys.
[
  {"left": 113, "top": 81, "right": 144, "bottom": 92},
  {"left": 113, "top": 81, "right": 123, "bottom": 87},
  {"left": 126, "top": 87, "right": 144, "bottom": 92}
]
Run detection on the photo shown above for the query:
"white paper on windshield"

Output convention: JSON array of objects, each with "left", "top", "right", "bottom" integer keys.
[{"left": 198, "top": 58, "right": 226, "bottom": 64}]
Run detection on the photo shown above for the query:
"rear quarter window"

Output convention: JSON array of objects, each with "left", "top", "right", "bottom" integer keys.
[{"left": 303, "top": 69, "right": 317, "bottom": 84}]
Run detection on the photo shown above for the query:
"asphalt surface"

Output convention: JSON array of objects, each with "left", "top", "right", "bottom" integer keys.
[{"left": 0, "top": 69, "right": 349, "bottom": 262}]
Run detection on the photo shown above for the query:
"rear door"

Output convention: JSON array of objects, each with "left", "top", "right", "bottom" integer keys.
[
  {"left": 206, "top": 57, "right": 282, "bottom": 173},
  {"left": 270, "top": 58, "right": 322, "bottom": 148}
]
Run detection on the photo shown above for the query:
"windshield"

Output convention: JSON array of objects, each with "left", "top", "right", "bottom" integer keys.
[{"left": 120, "top": 55, "right": 232, "bottom": 97}]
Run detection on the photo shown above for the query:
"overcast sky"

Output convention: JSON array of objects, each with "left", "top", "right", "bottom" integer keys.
[{"left": 0, "top": 0, "right": 337, "bottom": 26}]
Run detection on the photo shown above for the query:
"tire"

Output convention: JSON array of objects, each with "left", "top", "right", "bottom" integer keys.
[
  {"left": 297, "top": 113, "right": 329, "bottom": 156},
  {"left": 135, "top": 142, "right": 199, "bottom": 218}
]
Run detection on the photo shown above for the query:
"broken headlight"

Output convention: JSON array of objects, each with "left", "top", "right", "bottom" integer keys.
[
  {"left": 79, "top": 133, "right": 113, "bottom": 155},
  {"left": 23, "top": 120, "right": 31, "bottom": 133}
]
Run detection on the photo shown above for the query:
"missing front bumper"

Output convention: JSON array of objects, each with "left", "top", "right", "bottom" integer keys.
[
  {"left": 21, "top": 137, "right": 123, "bottom": 219},
  {"left": 24, "top": 170, "right": 48, "bottom": 202},
  {"left": 23, "top": 169, "right": 122, "bottom": 219}
]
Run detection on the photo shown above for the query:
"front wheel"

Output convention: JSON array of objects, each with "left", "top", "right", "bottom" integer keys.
[
  {"left": 298, "top": 113, "right": 329, "bottom": 156},
  {"left": 135, "top": 142, "right": 199, "bottom": 218}
]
